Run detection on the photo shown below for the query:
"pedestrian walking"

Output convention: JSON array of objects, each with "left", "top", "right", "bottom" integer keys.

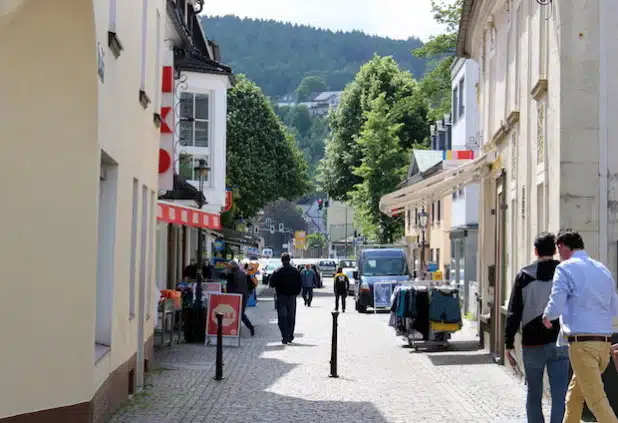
[
  {"left": 225, "top": 260, "right": 255, "bottom": 336},
  {"left": 505, "top": 232, "right": 568, "bottom": 423},
  {"left": 269, "top": 252, "right": 302, "bottom": 344},
  {"left": 333, "top": 267, "right": 350, "bottom": 312},
  {"left": 543, "top": 229, "right": 618, "bottom": 423},
  {"left": 300, "top": 264, "right": 317, "bottom": 306}
]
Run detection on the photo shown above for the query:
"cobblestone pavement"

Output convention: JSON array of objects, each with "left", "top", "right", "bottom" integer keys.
[{"left": 109, "top": 279, "right": 541, "bottom": 423}]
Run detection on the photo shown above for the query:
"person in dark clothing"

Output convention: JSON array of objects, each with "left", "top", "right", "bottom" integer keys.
[
  {"left": 311, "top": 264, "right": 322, "bottom": 288},
  {"left": 183, "top": 259, "right": 198, "bottom": 280},
  {"left": 333, "top": 267, "right": 350, "bottom": 312},
  {"left": 226, "top": 260, "right": 255, "bottom": 336},
  {"left": 269, "top": 252, "right": 302, "bottom": 344},
  {"left": 300, "top": 264, "right": 317, "bottom": 306},
  {"left": 505, "top": 232, "right": 567, "bottom": 423},
  {"left": 202, "top": 259, "right": 213, "bottom": 280}
]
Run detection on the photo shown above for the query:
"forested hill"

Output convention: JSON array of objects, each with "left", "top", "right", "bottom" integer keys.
[{"left": 201, "top": 15, "right": 427, "bottom": 98}]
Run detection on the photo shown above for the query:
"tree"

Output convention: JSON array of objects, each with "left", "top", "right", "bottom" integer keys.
[
  {"left": 296, "top": 76, "right": 328, "bottom": 102},
  {"left": 224, "top": 75, "right": 311, "bottom": 225},
  {"left": 306, "top": 232, "right": 326, "bottom": 250},
  {"left": 414, "top": 0, "right": 463, "bottom": 121},
  {"left": 350, "top": 94, "right": 408, "bottom": 243},
  {"left": 318, "top": 56, "right": 428, "bottom": 201}
]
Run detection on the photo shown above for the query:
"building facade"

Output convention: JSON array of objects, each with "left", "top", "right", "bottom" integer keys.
[
  {"left": 0, "top": 0, "right": 166, "bottom": 420},
  {"left": 155, "top": 1, "right": 233, "bottom": 290},
  {"left": 449, "top": 58, "right": 481, "bottom": 314},
  {"left": 457, "top": 0, "right": 618, "bottom": 363}
]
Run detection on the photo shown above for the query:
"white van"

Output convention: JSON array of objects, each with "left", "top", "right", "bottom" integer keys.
[{"left": 262, "top": 248, "right": 273, "bottom": 259}]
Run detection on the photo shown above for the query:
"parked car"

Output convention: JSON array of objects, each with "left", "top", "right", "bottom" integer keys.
[
  {"left": 354, "top": 248, "right": 410, "bottom": 313},
  {"left": 317, "top": 259, "right": 337, "bottom": 277},
  {"left": 261, "top": 261, "right": 279, "bottom": 285},
  {"left": 339, "top": 259, "right": 355, "bottom": 269}
]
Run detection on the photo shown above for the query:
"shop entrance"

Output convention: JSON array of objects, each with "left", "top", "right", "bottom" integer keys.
[{"left": 493, "top": 171, "right": 507, "bottom": 363}]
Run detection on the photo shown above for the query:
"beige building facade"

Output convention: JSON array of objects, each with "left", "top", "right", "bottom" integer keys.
[
  {"left": 0, "top": 0, "right": 167, "bottom": 420},
  {"left": 457, "top": 0, "right": 618, "bottom": 362}
]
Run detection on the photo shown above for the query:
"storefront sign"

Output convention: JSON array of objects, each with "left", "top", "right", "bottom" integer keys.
[
  {"left": 214, "top": 239, "right": 226, "bottom": 252},
  {"left": 205, "top": 293, "right": 242, "bottom": 347},
  {"left": 294, "top": 230, "right": 306, "bottom": 250},
  {"left": 223, "top": 190, "right": 233, "bottom": 212},
  {"left": 204, "top": 283, "right": 222, "bottom": 293},
  {"left": 373, "top": 282, "right": 394, "bottom": 309},
  {"left": 157, "top": 201, "right": 221, "bottom": 230}
]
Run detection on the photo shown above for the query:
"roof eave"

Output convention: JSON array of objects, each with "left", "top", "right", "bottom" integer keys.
[{"left": 456, "top": 0, "right": 475, "bottom": 58}]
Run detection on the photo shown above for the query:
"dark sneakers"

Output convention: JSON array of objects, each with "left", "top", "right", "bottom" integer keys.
[{"left": 250, "top": 326, "right": 255, "bottom": 336}]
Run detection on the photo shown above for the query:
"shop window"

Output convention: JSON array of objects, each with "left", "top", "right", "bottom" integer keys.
[
  {"left": 179, "top": 153, "right": 209, "bottom": 183},
  {"left": 179, "top": 92, "right": 210, "bottom": 148}
]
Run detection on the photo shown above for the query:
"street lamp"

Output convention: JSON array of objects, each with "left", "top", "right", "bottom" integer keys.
[
  {"left": 418, "top": 208, "right": 428, "bottom": 278},
  {"left": 193, "top": 158, "right": 210, "bottom": 334}
]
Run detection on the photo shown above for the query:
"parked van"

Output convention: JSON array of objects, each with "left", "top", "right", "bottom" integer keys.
[{"left": 353, "top": 248, "right": 410, "bottom": 313}]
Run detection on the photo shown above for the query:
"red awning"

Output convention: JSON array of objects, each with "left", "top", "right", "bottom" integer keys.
[{"left": 157, "top": 201, "right": 222, "bottom": 230}]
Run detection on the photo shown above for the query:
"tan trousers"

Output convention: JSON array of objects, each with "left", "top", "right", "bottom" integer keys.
[{"left": 564, "top": 341, "right": 618, "bottom": 423}]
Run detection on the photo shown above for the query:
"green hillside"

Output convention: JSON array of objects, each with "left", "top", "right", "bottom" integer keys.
[{"left": 201, "top": 15, "right": 427, "bottom": 97}]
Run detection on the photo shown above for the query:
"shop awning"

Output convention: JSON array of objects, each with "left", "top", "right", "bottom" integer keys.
[
  {"left": 157, "top": 200, "right": 222, "bottom": 230},
  {"left": 380, "top": 151, "right": 496, "bottom": 216}
]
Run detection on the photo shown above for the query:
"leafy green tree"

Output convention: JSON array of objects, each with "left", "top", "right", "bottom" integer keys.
[
  {"left": 296, "top": 76, "right": 328, "bottom": 102},
  {"left": 306, "top": 232, "right": 326, "bottom": 250},
  {"left": 318, "top": 55, "right": 428, "bottom": 201},
  {"left": 350, "top": 95, "right": 408, "bottom": 243},
  {"left": 414, "top": 0, "right": 462, "bottom": 121},
  {"left": 224, "top": 75, "right": 311, "bottom": 225}
]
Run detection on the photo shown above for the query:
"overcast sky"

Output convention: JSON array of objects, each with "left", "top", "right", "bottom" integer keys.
[{"left": 203, "top": 0, "right": 445, "bottom": 41}]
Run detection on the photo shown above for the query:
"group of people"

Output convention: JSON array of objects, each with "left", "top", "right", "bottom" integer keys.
[{"left": 506, "top": 229, "right": 618, "bottom": 423}]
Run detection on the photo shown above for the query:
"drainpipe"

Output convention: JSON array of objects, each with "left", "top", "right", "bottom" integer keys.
[{"left": 599, "top": 0, "right": 608, "bottom": 265}]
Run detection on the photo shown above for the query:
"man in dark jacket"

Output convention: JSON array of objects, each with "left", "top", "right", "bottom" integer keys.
[
  {"left": 226, "top": 260, "right": 255, "bottom": 336},
  {"left": 333, "top": 267, "right": 350, "bottom": 312},
  {"left": 269, "top": 252, "right": 302, "bottom": 344},
  {"left": 505, "top": 232, "right": 568, "bottom": 423}
]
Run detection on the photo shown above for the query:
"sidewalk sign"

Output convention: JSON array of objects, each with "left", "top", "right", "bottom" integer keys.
[
  {"left": 205, "top": 293, "right": 242, "bottom": 347},
  {"left": 373, "top": 281, "right": 394, "bottom": 311},
  {"left": 204, "top": 283, "right": 222, "bottom": 293}
]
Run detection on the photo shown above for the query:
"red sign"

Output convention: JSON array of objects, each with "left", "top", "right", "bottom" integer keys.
[
  {"left": 160, "top": 106, "right": 173, "bottom": 134},
  {"left": 158, "top": 149, "right": 171, "bottom": 174},
  {"left": 223, "top": 190, "right": 233, "bottom": 212},
  {"left": 206, "top": 293, "right": 242, "bottom": 337},
  {"left": 157, "top": 201, "right": 222, "bottom": 230},
  {"left": 161, "top": 66, "right": 173, "bottom": 93}
]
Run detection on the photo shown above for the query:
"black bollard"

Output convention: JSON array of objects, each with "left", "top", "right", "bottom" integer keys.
[
  {"left": 214, "top": 312, "right": 224, "bottom": 381},
  {"left": 329, "top": 311, "right": 339, "bottom": 378}
]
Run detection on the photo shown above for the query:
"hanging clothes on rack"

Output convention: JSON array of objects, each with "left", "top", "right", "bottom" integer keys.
[
  {"left": 429, "top": 289, "right": 462, "bottom": 324},
  {"left": 413, "top": 289, "right": 430, "bottom": 340}
]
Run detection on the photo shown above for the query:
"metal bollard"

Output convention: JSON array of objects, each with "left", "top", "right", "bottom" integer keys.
[
  {"left": 214, "top": 312, "right": 224, "bottom": 381},
  {"left": 329, "top": 311, "right": 339, "bottom": 378}
]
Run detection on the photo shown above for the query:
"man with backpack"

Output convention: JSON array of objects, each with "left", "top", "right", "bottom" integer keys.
[{"left": 333, "top": 267, "right": 350, "bottom": 313}]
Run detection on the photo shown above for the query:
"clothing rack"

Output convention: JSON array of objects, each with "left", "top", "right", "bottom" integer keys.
[{"left": 389, "top": 280, "right": 462, "bottom": 351}]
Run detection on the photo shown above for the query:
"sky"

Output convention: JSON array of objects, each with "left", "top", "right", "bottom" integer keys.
[{"left": 203, "top": 0, "right": 446, "bottom": 41}]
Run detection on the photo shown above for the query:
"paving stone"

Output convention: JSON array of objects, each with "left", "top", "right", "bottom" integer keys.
[{"left": 108, "top": 280, "right": 552, "bottom": 423}]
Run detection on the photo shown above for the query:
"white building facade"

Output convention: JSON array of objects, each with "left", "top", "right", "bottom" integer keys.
[
  {"left": 0, "top": 0, "right": 167, "bottom": 420},
  {"left": 457, "top": 0, "right": 618, "bottom": 363},
  {"left": 449, "top": 58, "right": 481, "bottom": 315}
]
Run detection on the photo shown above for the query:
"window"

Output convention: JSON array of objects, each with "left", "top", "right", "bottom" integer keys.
[
  {"left": 436, "top": 248, "right": 441, "bottom": 268},
  {"left": 430, "top": 249, "right": 435, "bottom": 263},
  {"left": 179, "top": 154, "right": 209, "bottom": 182},
  {"left": 458, "top": 77, "right": 465, "bottom": 117},
  {"left": 129, "top": 178, "right": 139, "bottom": 318},
  {"left": 414, "top": 207, "right": 418, "bottom": 226},
  {"left": 407, "top": 209, "right": 411, "bottom": 231},
  {"left": 179, "top": 92, "right": 210, "bottom": 148},
  {"left": 437, "top": 200, "right": 441, "bottom": 222},
  {"left": 431, "top": 202, "right": 435, "bottom": 223},
  {"left": 452, "top": 87, "right": 458, "bottom": 122},
  {"left": 458, "top": 187, "right": 464, "bottom": 197}
]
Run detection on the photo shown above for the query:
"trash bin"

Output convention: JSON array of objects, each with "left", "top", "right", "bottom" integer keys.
[{"left": 571, "top": 333, "right": 618, "bottom": 422}]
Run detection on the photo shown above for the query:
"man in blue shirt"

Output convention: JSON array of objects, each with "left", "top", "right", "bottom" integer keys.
[{"left": 543, "top": 229, "right": 618, "bottom": 423}]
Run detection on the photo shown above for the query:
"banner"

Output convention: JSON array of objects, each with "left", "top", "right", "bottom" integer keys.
[
  {"left": 205, "top": 293, "right": 242, "bottom": 347},
  {"left": 157, "top": 201, "right": 221, "bottom": 230},
  {"left": 294, "top": 230, "right": 307, "bottom": 250}
]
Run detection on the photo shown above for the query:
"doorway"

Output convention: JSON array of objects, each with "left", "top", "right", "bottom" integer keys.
[
  {"left": 136, "top": 185, "right": 149, "bottom": 390},
  {"left": 493, "top": 171, "right": 507, "bottom": 363}
]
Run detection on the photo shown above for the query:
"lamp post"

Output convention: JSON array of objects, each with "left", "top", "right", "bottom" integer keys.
[
  {"left": 418, "top": 208, "right": 428, "bottom": 279},
  {"left": 193, "top": 159, "right": 210, "bottom": 337}
]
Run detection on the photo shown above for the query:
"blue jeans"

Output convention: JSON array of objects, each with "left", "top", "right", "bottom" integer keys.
[{"left": 522, "top": 344, "right": 570, "bottom": 423}]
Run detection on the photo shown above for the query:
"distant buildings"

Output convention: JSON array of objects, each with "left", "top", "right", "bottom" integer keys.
[{"left": 276, "top": 91, "right": 343, "bottom": 116}]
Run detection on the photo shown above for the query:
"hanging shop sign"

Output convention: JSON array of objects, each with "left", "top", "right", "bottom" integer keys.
[
  {"left": 214, "top": 239, "right": 226, "bottom": 252},
  {"left": 223, "top": 190, "right": 233, "bottom": 213},
  {"left": 205, "top": 293, "right": 242, "bottom": 347},
  {"left": 157, "top": 201, "right": 221, "bottom": 230},
  {"left": 294, "top": 230, "right": 307, "bottom": 250}
]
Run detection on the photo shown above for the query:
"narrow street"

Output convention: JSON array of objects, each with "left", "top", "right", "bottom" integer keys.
[{"left": 110, "top": 278, "right": 534, "bottom": 423}]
